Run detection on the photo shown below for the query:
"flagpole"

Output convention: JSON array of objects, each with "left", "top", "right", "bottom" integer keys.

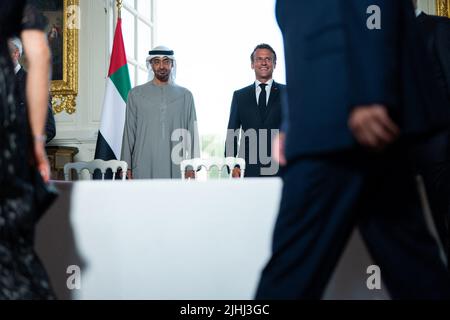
[
  {"left": 95, "top": 0, "right": 131, "bottom": 165},
  {"left": 117, "top": 0, "right": 123, "bottom": 19}
]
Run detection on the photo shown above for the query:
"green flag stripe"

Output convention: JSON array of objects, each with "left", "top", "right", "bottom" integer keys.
[{"left": 110, "top": 64, "right": 131, "bottom": 102}]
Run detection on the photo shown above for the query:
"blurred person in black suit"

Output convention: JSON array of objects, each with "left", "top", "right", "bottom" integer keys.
[
  {"left": 414, "top": 1, "right": 450, "bottom": 103},
  {"left": 256, "top": 0, "right": 450, "bottom": 299},
  {"left": 411, "top": 0, "right": 450, "bottom": 267}
]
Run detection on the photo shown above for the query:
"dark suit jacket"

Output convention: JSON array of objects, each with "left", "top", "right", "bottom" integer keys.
[
  {"left": 414, "top": 12, "right": 450, "bottom": 249},
  {"left": 225, "top": 81, "right": 286, "bottom": 177},
  {"left": 413, "top": 12, "right": 450, "bottom": 170},
  {"left": 276, "top": 0, "right": 450, "bottom": 160},
  {"left": 15, "top": 67, "right": 56, "bottom": 143},
  {"left": 417, "top": 12, "right": 450, "bottom": 104}
]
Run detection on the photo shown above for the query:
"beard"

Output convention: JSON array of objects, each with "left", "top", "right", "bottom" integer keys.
[{"left": 154, "top": 69, "right": 171, "bottom": 82}]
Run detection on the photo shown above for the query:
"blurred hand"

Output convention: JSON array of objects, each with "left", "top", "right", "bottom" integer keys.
[
  {"left": 232, "top": 167, "right": 241, "bottom": 178},
  {"left": 185, "top": 170, "right": 196, "bottom": 180},
  {"left": 126, "top": 169, "right": 133, "bottom": 180},
  {"left": 348, "top": 105, "right": 400, "bottom": 150},
  {"left": 34, "top": 139, "right": 50, "bottom": 183},
  {"left": 273, "top": 132, "right": 287, "bottom": 166}
]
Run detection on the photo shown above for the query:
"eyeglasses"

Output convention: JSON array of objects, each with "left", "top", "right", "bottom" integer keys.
[
  {"left": 151, "top": 59, "right": 172, "bottom": 67},
  {"left": 254, "top": 57, "right": 273, "bottom": 64}
]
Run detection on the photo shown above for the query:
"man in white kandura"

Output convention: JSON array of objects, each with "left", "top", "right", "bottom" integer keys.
[{"left": 121, "top": 46, "right": 200, "bottom": 179}]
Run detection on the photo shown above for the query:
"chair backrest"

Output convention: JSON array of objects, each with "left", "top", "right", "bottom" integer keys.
[
  {"left": 64, "top": 159, "right": 128, "bottom": 181},
  {"left": 180, "top": 157, "right": 246, "bottom": 180}
]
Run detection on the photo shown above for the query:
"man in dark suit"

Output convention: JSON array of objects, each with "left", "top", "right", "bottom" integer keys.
[
  {"left": 414, "top": 1, "right": 450, "bottom": 103},
  {"left": 412, "top": 0, "right": 450, "bottom": 267},
  {"left": 9, "top": 37, "right": 56, "bottom": 143},
  {"left": 256, "top": 0, "right": 450, "bottom": 299},
  {"left": 225, "top": 44, "right": 286, "bottom": 177}
]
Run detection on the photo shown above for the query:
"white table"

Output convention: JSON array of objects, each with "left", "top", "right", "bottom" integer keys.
[{"left": 36, "top": 178, "right": 390, "bottom": 300}]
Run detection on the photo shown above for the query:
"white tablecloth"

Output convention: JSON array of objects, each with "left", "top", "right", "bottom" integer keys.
[{"left": 36, "top": 178, "right": 390, "bottom": 300}]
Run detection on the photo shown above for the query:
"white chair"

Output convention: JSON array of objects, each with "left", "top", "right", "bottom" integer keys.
[
  {"left": 180, "top": 157, "right": 246, "bottom": 180},
  {"left": 64, "top": 159, "right": 128, "bottom": 181}
]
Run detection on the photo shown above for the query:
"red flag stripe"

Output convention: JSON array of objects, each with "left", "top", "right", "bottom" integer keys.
[{"left": 108, "top": 19, "right": 128, "bottom": 77}]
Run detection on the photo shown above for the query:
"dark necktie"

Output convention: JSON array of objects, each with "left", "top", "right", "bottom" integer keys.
[{"left": 258, "top": 83, "right": 267, "bottom": 109}]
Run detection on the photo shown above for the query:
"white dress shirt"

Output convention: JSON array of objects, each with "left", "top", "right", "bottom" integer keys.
[
  {"left": 14, "top": 63, "right": 21, "bottom": 75},
  {"left": 415, "top": 8, "right": 422, "bottom": 17},
  {"left": 255, "top": 79, "right": 273, "bottom": 106}
]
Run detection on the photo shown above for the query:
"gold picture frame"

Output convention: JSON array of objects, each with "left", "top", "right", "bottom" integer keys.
[
  {"left": 436, "top": 0, "right": 450, "bottom": 17},
  {"left": 36, "top": 0, "right": 79, "bottom": 114}
]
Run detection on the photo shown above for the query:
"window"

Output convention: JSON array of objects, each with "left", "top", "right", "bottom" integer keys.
[
  {"left": 118, "top": 0, "right": 155, "bottom": 87},
  {"left": 154, "top": 0, "right": 285, "bottom": 158},
  {"left": 114, "top": 0, "right": 285, "bottom": 161}
]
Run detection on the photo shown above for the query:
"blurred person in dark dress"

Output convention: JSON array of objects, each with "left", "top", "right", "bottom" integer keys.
[{"left": 0, "top": 0, "right": 55, "bottom": 299}]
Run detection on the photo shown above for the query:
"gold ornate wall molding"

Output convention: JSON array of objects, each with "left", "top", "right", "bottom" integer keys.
[
  {"left": 436, "top": 0, "right": 450, "bottom": 17},
  {"left": 50, "top": 0, "right": 79, "bottom": 114}
]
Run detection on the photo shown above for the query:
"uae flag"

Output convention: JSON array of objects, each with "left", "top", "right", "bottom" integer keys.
[{"left": 94, "top": 18, "right": 131, "bottom": 162}]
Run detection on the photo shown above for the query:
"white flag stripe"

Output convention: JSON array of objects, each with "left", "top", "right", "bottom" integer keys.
[{"left": 99, "top": 78, "right": 127, "bottom": 160}]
